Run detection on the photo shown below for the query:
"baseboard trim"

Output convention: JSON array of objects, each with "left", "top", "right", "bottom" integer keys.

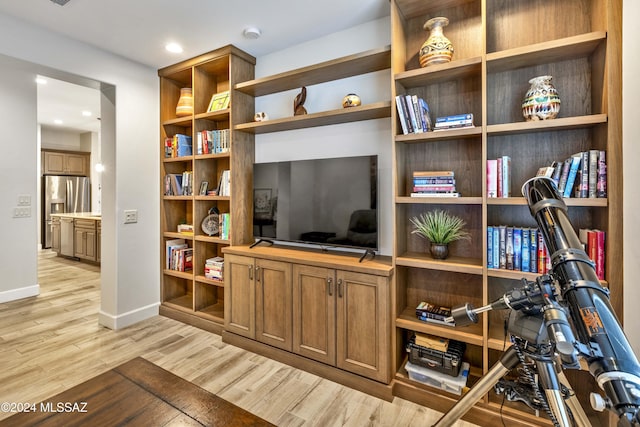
[
  {"left": 0, "top": 284, "right": 40, "bottom": 303},
  {"left": 99, "top": 302, "right": 160, "bottom": 330}
]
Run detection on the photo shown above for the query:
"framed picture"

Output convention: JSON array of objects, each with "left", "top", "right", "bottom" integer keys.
[
  {"left": 254, "top": 188, "right": 272, "bottom": 217},
  {"left": 199, "top": 181, "right": 209, "bottom": 196}
]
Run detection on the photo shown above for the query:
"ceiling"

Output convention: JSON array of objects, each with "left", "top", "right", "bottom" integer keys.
[{"left": 0, "top": 0, "right": 389, "bottom": 134}]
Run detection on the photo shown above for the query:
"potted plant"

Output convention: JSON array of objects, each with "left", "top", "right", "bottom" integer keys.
[{"left": 410, "top": 209, "right": 471, "bottom": 259}]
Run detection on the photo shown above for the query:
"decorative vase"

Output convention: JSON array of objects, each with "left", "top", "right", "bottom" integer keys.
[
  {"left": 419, "top": 17, "right": 454, "bottom": 68},
  {"left": 430, "top": 243, "right": 449, "bottom": 260},
  {"left": 342, "top": 93, "right": 361, "bottom": 108},
  {"left": 521, "top": 76, "right": 561, "bottom": 121},
  {"left": 175, "top": 88, "right": 193, "bottom": 117}
]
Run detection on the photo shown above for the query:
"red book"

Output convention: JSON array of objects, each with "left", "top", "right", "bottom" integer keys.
[
  {"left": 587, "top": 230, "right": 598, "bottom": 265},
  {"left": 596, "top": 230, "right": 605, "bottom": 280},
  {"left": 487, "top": 159, "right": 498, "bottom": 198},
  {"left": 537, "top": 232, "right": 546, "bottom": 274}
]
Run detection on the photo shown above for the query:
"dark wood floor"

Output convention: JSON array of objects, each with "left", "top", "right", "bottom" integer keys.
[{"left": 0, "top": 357, "right": 274, "bottom": 427}]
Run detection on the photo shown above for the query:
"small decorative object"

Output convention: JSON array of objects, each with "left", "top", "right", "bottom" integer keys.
[
  {"left": 342, "top": 93, "right": 361, "bottom": 108},
  {"left": 419, "top": 17, "right": 454, "bottom": 68},
  {"left": 410, "top": 209, "right": 470, "bottom": 260},
  {"left": 199, "top": 181, "right": 209, "bottom": 196},
  {"left": 175, "top": 87, "right": 193, "bottom": 117},
  {"left": 201, "top": 207, "right": 220, "bottom": 236},
  {"left": 254, "top": 111, "right": 269, "bottom": 122},
  {"left": 293, "top": 86, "right": 307, "bottom": 116},
  {"left": 521, "top": 75, "right": 561, "bottom": 121}
]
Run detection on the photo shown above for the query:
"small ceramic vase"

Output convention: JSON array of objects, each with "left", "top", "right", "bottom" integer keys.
[
  {"left": 430, "top": 243, "right": 449, "bottom": 260},
  {"left": 175, "top": 88, "right": 193, "bottom": 117},
  {"left": 342, "top": 93, "right": 361, "bottom": 108},
  {"left": 521, "top": 76, "right": 561, "bottom": 121},
  {"left": 419, "top": 17, "right": 454, "bottom": 68}
]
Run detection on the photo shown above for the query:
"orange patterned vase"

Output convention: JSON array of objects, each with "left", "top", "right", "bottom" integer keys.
[
  {"left": 522, "top": 75, "right": 561, "bottom": 121},
  {"left": 175, "top": 88, "right": 193, "bottom": 117},
  {"left": 419, "top": 17, "right": 454, "bottom": 68}
]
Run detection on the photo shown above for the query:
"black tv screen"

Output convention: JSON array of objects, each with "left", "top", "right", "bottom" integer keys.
[{"left": 253, "top": 155, "right": 378, "bottom": 251}]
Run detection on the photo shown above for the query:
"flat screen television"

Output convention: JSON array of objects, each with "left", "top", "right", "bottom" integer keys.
[{"left": 252, "top": 155, "right": 378, "bottom": 251}]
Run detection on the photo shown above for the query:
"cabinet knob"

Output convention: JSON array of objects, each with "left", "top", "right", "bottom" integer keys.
[
  {"left": 249, "top": 265, "right": 253, "bottom": 280},
  {"left": 327, "top": 277, "right": 333, "bottom": 296},
  {"left": 255, "top": 266, "right": 261, "bottom": 282},
  {"left": 337, "top": 278, "right": 343, "bottom": 298}
]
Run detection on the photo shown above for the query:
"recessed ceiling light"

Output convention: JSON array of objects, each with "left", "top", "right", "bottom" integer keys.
[
  {"left": 243, "top": 27, "right": 262, "bottom": 39},
  {"left": 165, "top": 43, "right": 183, "bottom": 53},
  {"left": 54, "top": 119, "right": 63, "bottom": 125},
  {"left": 82, "top": 111, "right": 92, "bottom": 117},
  {"left": 35, "top": 77, "right": 47, "bottom": 84}
]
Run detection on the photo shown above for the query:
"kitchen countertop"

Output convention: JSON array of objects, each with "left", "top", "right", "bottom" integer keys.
[{"left": 50, "top": 212, "right": 101, "bottom": 220}]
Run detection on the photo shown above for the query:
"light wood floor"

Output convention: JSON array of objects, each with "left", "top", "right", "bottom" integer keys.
[{"left": 0, "top": 250, "right": 479, "bottom": 426}]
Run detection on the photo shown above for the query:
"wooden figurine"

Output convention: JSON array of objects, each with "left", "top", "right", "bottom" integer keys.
[{"left": 293, "top": 86, "right": 307, "bottom": 116}]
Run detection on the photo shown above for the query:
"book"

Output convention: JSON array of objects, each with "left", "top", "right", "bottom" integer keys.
[
  {"left": 411, "top": 95, "right": 424, "bottom": 133},
  {"left": 414, "top": 333, "right": 449, "bottom": 352},
  {"left": 435, "top": 113, "right": 474, "bottom": 128},
  {"left": 501, "top": 156, "right": 511, "bottom": 198},
  {"left": 551, "top": 161, "right": 563, "bottom": 185},
  {"left": 410, "top": 192, "right": 460, "bottom": 197},
  {"left": 207, "top": 90, "right": 230, "bottom": 112},
  {"left": 596, "top": 230, "right": 605, "bottom": 280},
  {"left": 597, "top": 150, "right": 607, "bottom": 198},
  {"left": 522, "top": 228, "right": 530, "bottom": 272},
  {"left": 497, "top": 157, "right": 503, "bottom": 197},
  {"left": 588, "top": 150, "right": 599, "bottom": 198},
  {"left": 563, "top": 154, "right": 582, "bottom": 198},
  {"left": 416, "top": 301, "right": 451, "bottom": 322},
  {"left": 413, "top": 170, "right": 455, "bottom": 177},
  {"left": 487, "top": 159, "right": 498, "bottom": 198},
  {"left": 506, "top": 226, "right": 514, "bottom": 270},
  {"left": 513, "top": 227, "right": 522, "bottom": 271},
  {"left": 557, "top": 157, "right": 573, "bottom": 195},
  {"left": 413, "top": 177, "right": 455, "bottom": 185},
  {"left": 405, "top": 95, "right": 420, "bottom": 133},
  {"left": 530, "top": 229, "right": 538, "bottom": 273},
  {"left": 537, "top": 232, "right": 546, "bottom": 273},
  {"left": 487, "top": 226, "right": 494, "bottom": 269},
  {"left": 418, "top": 98, "right": 433, "bottom": 131},
  {"left": 499, "top": 225, "right": 507, "bottom": 269},
  {"left": 580, "top": 151, "right": 589, "bottom": 198},
  {"left": 492, "top": 227, "right": 500, "bottom": 270},
  {"left": 395, "top": 95, "right": 409, "bottom": 135}
]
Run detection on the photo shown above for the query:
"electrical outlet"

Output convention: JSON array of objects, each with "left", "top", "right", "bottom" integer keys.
[
  {"left": 17, "top": 194, "right": 31, "bottom": 206},
  {"left": 13, "top": 207, "right": 31, "bottom": 218},
  {"left": 124, "top": 209, "right": 138, "bottom": 224}
]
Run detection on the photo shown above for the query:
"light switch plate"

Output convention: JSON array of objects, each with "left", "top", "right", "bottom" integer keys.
[{"left": 124, "top": 209, "right": 138, "bottom": 224}]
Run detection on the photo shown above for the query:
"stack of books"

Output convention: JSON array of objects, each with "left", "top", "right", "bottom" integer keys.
[
  {"left": 196, "top": 129, "right": 230, "bottom": 155},
  {"left": 537, "top": 150, "right": 607, "bottom": 198},
  {"left": 411, "top": 171, "right": 459, "bottom": 197},
  {"left": 579, "top": 229, "right": 606, "bottom": 280},
  {"left": 164, "top": 171, "right": 193, "bottom": 196},
  {"left": 433, "top": 113, "right": 474, "bottom": 131},
  {"left": 204, "top": 256, "right": 224, "bottom": 281},
  {"left": 415, "top": 301, "right": 453, "bottom": 326},
  {"left": 165, "top": 238, "right": 192, "bottom": 272}
]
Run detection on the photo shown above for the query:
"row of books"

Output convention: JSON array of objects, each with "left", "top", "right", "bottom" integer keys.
[
  {"left": 487, "top": 226, "right": 551, "bottom": 274},
  {"left": 217, "top": 170, "right": 231, "bottom": 197},
  {"left": 537, "top": 150, "right": 607, "bottom": 198},
  {"left": 164, "top": 171, "right": 193, "bottom": 196},
  {"left": 165, "top": 238, "right": 193, "bottom": 272},
  {"left": 218, "top": 213, "right": 230, "bottom": 240},
  {"left": 410, "top": 170, "right": 460, "bottom": 198},
  {"left": 164, "top": 134, "right": 192, "bottom": 158},
  {"left": 486, "top": 156, "right": 511, "bottom": 198},
  {"left": 196, "top": 129, "right": 230, "bottom": 155},
  {"left": 204, "top": 256, "right": 224, "bottom": 281},
  {"left": 395, "top": 94, "right": 433, "bottom": 134},
  {"left": 579, "top": 228, "right": 606, "bottom": 280},
  {"left": 433, "top": 113, "right": 474, "bottom": 131}
]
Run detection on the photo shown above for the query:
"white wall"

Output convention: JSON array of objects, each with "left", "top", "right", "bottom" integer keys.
[
  {"left": 623, "top": 1, "right": 640, "bottom": 353},
  {"left": 254, "top": 17, "right": 393, "bottom": 254},
  {"left": 40, "top": 127, "right": 84, "bottom": 151},
  {"left": 0, "top": 13, "right": 159, "bottom": 328}
]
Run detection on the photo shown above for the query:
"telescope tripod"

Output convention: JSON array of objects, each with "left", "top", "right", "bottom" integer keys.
[{"left": 433, "top": 341, "right": 590, "bottom": 427}]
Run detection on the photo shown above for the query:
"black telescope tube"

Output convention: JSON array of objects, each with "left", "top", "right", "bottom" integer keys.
[{"left": 522, "top": 177, "right": 640, "bottom": 421}]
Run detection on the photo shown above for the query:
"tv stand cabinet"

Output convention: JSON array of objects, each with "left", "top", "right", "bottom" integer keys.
[{"left": 221, "top": 245, "right": 394, "bottom": 397}]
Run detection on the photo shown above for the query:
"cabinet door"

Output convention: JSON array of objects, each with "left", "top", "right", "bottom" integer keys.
[
  {"left": 292, "top": 264, "right": 336, "bottom": 365},
  {"left": 51, "top": 221, "right": 61, "bottom": 253},
  {"left": 224, "top": 254, "right": 255, "bottom": 339},
  {"left": 66, "top": 153, "right": 87, "bottom": 176},
  {"left": 74, "top": 228, "right": 85, "bottom": 258},
  {"left": 85, "top": 230, "right": 96, "bottom": 260},
  {"left": 336, "top": 270, "right": 390, "bottom": 382},
  {"left": 43, "top": 151, "right": 65, "bottom": 174},
  {"left": 255, "top": 259, "right": 292, "bottom": 351}
]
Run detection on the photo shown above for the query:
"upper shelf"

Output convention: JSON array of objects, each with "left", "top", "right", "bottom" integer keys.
[
  {"left": 394, "top": 56, "right": 482, "bottom": 88},
  {"left": 234, "top": 46, "right": 391, "bottom": 97},
  {"left": 234, "top": 101, "right": 391, "bottom": 134}
]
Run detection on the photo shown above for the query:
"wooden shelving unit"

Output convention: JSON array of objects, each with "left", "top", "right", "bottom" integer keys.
[
  {"left": 158, "top": 45, "right": 256, "bottom": 333},
  {"left": 390, "top": 0, "right": 621, "bottom": 426}
]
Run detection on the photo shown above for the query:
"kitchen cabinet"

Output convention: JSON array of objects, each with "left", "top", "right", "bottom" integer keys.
[
  {"left": 51, "top": 216, "right": 61, "bottom": 253},
  {"left": 74, "top": 218, "right": 97, "bottom": 261},
  {"left": 42, "top": 150, "right": 89, "bottom": 176}
]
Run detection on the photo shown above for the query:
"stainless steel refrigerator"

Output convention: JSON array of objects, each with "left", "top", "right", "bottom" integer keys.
[{"left": 42, "top": 175, "right": 91, "bottom": 248}]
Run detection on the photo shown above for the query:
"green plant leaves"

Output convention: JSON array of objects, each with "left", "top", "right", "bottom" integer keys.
[{"left": 410, "top": 209, "right": 471, "bottom": 245}]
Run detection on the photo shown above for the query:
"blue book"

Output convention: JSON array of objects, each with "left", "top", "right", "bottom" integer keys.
[
  {"left": 563, "top": 155, "right": 582, "bottom": 198},
  {"left": 530, "top": 229, "right": 538, "bottom": 273},
  {"left": 493, "top": 227, "right": 500, "bottom": 269},
  {"left": 513, "top": 228, "right": 522, "bottom": 271},
  {"left": 522, "top": 228, "right": 530, "bottom": 272},
  {"left": 487, "top": 226, "right": 494, "bottom": 269}
]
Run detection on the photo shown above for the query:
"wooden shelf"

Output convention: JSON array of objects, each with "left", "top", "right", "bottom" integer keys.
[
  {"left": 194, "top": 109, "right": 230, "bottom": 121},
  {"left": 194, "top": 152, "right": 230, "bottom": 160},
  {"left": 163, "top": 294, "right": 193, "bottom": 311},
  {"left": 234, "top": 101, "right": 392, "bottom": 134},
  {"left": 162, "top": 116, "right": 192, "bottom": 127},
  {"left": 163, "top": 156, "right": 193, "bottom": 163},
  {"left": 394, "top": 56, "right": 482, "bottom": 88},
  {"left": 487, "top": 31, "right": 607, "bottom": 73},
  {"left": 163, "top": 231, "right": 194, "bottom": 240},
  {"left": 394, "top": 0, "right": 477, "bottom": 19},
  {"left": 396, "top": 252, "right": 483, "bottom": 275},
  {"left": 163, "top": 269, "right": 194, "bottom": 280},
  {"left": 195, "top": 275, "right": 224, "bottom": 287},
  {"left": 487, "top": 114, "right": 607, "bottom": 135},
  {"left": 396, "top": 126, "right": 481, "bottom": 142},
  {"left": 194, "top": 235, "right": 230, "bottom": 244},
  {"left": 396, "top": 308, "right": 484, "bottom": 347},
  {"left": 196, "top": 302, "right": 224, "bottom": 321},
  {"left": 194, "top": 195, "right": 230, "bottom": 202},
  {"left": 487, "top": 197, "right": 607, "bottom": 207},
  {"left": 234, "top": 46, "right": 391, "bottom": 96}
]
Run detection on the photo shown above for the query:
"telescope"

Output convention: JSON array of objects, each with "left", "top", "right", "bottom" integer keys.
[{"left": 433, "top": 176, "right": 640, "bottom": 427}]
